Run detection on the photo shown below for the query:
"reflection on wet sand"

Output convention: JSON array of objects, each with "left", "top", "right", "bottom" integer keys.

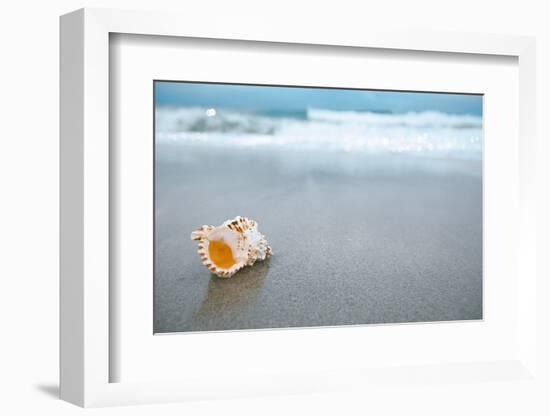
[{"left": 193, "top": 259, "right": 270, "bottom": 327}]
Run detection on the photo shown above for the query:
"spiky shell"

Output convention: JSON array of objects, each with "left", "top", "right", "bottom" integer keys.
[{"left": 190, "top": 216, "right": 272, "bottom": 278}]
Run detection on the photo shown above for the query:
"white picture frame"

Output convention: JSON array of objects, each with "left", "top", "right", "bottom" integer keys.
[{"left": 60, "top": 7, "right": 538, "bottom": 407}]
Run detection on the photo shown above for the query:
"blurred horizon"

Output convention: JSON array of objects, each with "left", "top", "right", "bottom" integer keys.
[{"left": 155, "top": 81, "right": 483, "bottom": 116}]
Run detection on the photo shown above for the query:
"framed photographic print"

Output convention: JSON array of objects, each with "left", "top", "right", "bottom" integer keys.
[
  {"left": 153, "top": 81, "right": 484, "bottom": 334},
  {"left": 60, "top": 8, "right": 539, "bottom": 407}
]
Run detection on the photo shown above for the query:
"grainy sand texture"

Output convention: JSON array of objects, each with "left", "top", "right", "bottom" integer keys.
[{"left": 154, "top": 144, "right": 482, "bottom": 333}]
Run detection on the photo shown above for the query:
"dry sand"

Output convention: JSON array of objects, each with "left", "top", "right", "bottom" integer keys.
[{"left": 154, "top": 144, "right": 482, "bottom": 333}]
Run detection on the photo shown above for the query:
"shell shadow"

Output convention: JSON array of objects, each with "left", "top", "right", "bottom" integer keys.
[{"left": 194, "top": 259, "right": 271, "bottom": 323}]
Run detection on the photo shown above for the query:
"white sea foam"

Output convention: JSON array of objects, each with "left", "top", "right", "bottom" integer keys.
[
  {"left": 307, "top": 108, "right": 482, "bottom": 128},
  {"left": 155, "top": 106, "right": 482, "bottom": 159}
]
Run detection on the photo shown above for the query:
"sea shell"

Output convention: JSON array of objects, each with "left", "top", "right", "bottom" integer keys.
[{"left": 190, "top": 216, "right": 272, "bottom": 278}]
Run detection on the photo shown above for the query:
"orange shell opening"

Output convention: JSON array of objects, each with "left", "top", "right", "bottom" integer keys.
[{"left": 208, "top": 240, "right": 236, "bottom": 269}]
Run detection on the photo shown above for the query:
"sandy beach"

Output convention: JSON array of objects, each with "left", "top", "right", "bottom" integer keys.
[{"left": 154, "top": 143, "right": 482, "bottom": 333}]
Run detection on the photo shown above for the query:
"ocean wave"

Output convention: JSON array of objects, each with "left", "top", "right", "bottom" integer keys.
[
  {"left": 155, "top": 106, "right": 482, "bottom": 159},
  {"left": 155, "top": 107, "right": 280, "bottom": 135},
  {"left": 307, "top": 108, "right": 482, "bottom": 128}
]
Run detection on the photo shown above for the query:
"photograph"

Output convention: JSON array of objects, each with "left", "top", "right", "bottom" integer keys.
[{"left": 153, "top": 81, "right": 483, "bottom": 334}]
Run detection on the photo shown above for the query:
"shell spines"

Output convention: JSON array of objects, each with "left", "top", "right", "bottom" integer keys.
[{"left": 190, "top": 216, "right": 271, "bottom": 278}]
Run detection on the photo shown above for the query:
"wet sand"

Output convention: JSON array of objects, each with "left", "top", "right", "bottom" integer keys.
[{"left": 154, "top": 143, "right": 482, "bottom": 333}]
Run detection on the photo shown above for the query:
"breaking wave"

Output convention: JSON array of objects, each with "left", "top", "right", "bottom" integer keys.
[{"left": 155, "top": 106, "right": 482, "bottom": 159}]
